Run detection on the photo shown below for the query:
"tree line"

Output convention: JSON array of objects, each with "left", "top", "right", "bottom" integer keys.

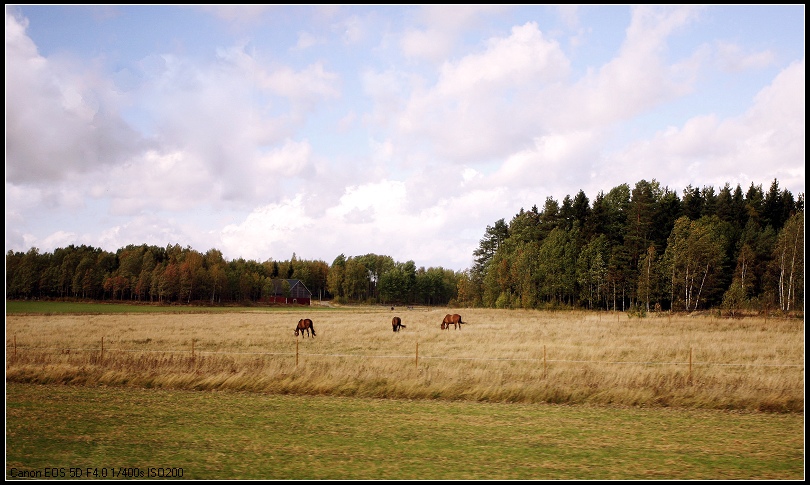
[
  {"left": 4, "top": 244, "right": 460, "bottom": 306},
  {"left": 5, "top": 178, "right": 804, "bottom": 314},
  {"left": 457, "top": 179, "right": 803, "bottom": 315}
]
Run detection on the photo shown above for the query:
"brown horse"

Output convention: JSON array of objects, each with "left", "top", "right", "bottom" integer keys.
[
  {"left": 295, "top": 318, "right": 316, "bottom": 338},
  {"left": 441, "top": 313, "right": 464, "bottom": 330},
  {"left": 392, "top": 316, "right": 406, "bottom": 332}
]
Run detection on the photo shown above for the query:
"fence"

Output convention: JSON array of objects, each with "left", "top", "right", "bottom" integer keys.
[{"left": 8, "top": 336, "right": 804, "bottom": 383}]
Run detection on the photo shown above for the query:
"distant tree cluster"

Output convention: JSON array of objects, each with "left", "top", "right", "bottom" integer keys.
[
  {"left": 5, "top": 179, "right": 803, "bottom": 314},
  {"left": 5, "top": 245, "right": 330, "bottom": 305},
  {"left": 325, "top": 253, "right": 459, "bottom": 305},
  {"left": 457, "top": 179, "right": 803, "bottom": 314},
  {"left": 5, "top": 244, "right": 459, "bottom": 306}
]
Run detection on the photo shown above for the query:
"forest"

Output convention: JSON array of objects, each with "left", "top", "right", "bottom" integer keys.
[{"left": 5, "top": 178, "right": 804, "bottom": 314}]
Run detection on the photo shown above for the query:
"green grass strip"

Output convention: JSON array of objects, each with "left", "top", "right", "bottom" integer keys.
[{"left": 6, "top": 383, "right": 804, "bottom": 480}]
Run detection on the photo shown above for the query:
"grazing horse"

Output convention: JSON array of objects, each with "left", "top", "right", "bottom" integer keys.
[
  {"left": 442, "top": 313, "right": 465, "bottom": 330},
  {"left": 392, "top": 316, "right": 406, "bottom": 332},
  {"left": 295, "top": 318, "right": 316, "bottom": 338}
]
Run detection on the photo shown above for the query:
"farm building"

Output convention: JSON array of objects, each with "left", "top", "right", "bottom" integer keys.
[{"left": 265, "top": 279, "right": 312, "bottom": 305}]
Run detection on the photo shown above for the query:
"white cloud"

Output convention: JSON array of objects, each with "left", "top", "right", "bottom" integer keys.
[
  {"left": 5, "top": 10, "right": 144, "bottom": 184},
  {"left": 5, "top": 5, "right": 804, "bottom": 273},
  {"left": 295, "top": 31, "right": 319, "bottom": 50},
  {"left": 488, "top": 131, "right": 602, "bottom": 192},
  {"left": 610, "top": 59, "right": 805, "bottom": 193},
  {"left": 219, "top": 194, "right": 313, "bottom": 261},
  {"left": 196, "top": 5, "right": 276, "bottom": 29},
  {"left": 715, "top": 41, "right": 775, "bottom": 72},
  {"left": 401, "top": 5, "right": 510, "bottom": 63},
  {"left": 258, "top": 62, "right": 341, "bottom": 106},
  {"left": 398, "top": 22, "right": 570, "bottom": 162}
]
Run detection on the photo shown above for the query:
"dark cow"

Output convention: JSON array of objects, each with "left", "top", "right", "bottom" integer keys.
[
  {"left": 295, "top": 318, "right": 316, "bottom": 338},
  {"left": 441, "top": 313, "right": 464, "bottom": 330},
  {"left": 392, "top": 316, "right": 406, "bottom": 332}
]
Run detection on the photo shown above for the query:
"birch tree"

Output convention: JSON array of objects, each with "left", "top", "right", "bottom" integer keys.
[
  {"left": 663, "top": 216, "right": 727, "bottom": 311},
  {"left": 771, "top": 212, "right": 804, "bottom": 312}
]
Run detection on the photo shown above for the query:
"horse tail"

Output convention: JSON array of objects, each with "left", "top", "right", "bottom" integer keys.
[
  {"left": 400, "top": 324, "right": 406, "bottom": 329},
  {"left": 310, "top": 324, "right": 316, "bottom": 337}
]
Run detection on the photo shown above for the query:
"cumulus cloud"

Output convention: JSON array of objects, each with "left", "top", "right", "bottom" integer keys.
[
  {"left": 5, "top": 6, "right": 804, "bottom": 272},
  {"left": 398, "top": 21, "right": 571, "bottom": 163},
  {"left": 401, "top": 5, "right": 509, "bottom": 63},
  {"left": 5, "top": 10, "right": 146, "bottom": 184},
  {"left": 715, "top": 41, "right": 775, "bottom": 72},
  {"left": 610, "top": 59, "right": 805, "bottom": 193},
  {"left": 195, "top": 5, "right": 276, "bottom": 29}
]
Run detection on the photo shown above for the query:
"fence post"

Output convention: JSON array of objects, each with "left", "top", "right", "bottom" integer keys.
[
  {"left": 296, "top": 340, "right": 299, "bottom": 366},
  {"left": 688, "top": 347, "right": 693, "bottom": 385},
  {"left": 543, "top": 345, "right": 547, "bottom": 379}
]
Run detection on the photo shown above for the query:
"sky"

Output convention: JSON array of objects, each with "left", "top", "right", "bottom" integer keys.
[{"left": 5, "top": 5, "right": 805, "bottom": 272}]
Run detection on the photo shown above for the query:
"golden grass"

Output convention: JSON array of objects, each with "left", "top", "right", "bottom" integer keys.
[{"left": 5, "top": 307, "right": 804, "bottom": 412}]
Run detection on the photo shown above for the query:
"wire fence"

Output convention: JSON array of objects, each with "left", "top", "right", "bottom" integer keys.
[{"left": 7, "top": 340, "right": 804, "bottom": 369}]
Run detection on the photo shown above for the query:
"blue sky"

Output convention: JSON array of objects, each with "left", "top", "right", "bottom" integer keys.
[{"left": 5, "top": 5, "right": 805, "bottom": 271}]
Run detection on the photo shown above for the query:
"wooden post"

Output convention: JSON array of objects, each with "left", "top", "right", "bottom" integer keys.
[
  {"left": 415, "top": 342, "right": 419, "bottom": 370},
  {"left": 100, "top": 336, "right": 104, "bottom": 363},
  {"left": 296, "top": 340, "right": 299, "bottom": 366},
  {"left": 543, "top": 345, "right": 547, "bottom": 379},
  {"left": 688, "top": 347, "right": 693, "bottom": 385}
]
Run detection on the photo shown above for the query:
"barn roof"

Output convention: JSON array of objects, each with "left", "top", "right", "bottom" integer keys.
[{"left": 269, "top": 279, "right": 312, "bottom": 299}]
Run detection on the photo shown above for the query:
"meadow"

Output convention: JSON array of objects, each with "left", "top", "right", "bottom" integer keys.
[
  {"left": 5, "top": 304, "right": 804, "bottom": 412},
  {"left": 5, "top": 304, "right": 804, "bottom": 479}
]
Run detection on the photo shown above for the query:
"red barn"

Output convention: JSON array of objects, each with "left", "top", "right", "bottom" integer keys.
[{"left": 265, "top": 278, "right": 312, "bottom": 305}]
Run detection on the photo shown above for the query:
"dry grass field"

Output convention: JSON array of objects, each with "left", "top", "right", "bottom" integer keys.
[{"left": 5, "top": 307, "right": 804, "bottom": 412}]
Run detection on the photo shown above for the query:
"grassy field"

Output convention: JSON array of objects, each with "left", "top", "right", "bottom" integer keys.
[
  {"left": 5, "top": 303, "right": 805, "bottom": 479},
  {"left": 6, "top": 305, "right": 803, "bottom": 412},
  {"left": 6, "top": 383, "right": 804, "bottom": 480}
]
